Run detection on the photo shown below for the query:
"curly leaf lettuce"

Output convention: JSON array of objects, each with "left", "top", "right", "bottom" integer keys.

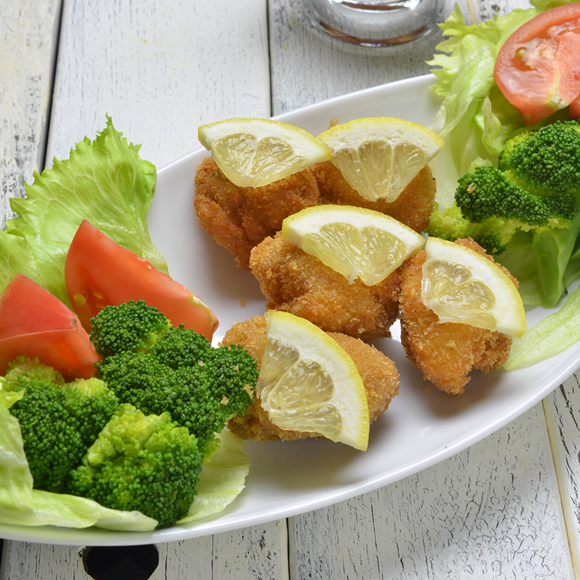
[{"left": 0, "top": 116, "right": 167, "bottom": 307}]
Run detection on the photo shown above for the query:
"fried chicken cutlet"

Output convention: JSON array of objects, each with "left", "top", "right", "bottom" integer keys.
[
  {"left": 194, "top": 156, "right": 320, "bottom": 270},
  {"left": 250, "top": 232, "right": 400, "bottom": 341},
  {"left": 399, "top": 238, "right": 515, "bottom": 396},
  {"left": 311, "top": 161, "right": 436, "bottom": 233},
  {"left": 194, "top": 156, "right": 436, "bottom": 271},
  {"left": 222, "top": 315, "right": 399, "bottom": 443}
]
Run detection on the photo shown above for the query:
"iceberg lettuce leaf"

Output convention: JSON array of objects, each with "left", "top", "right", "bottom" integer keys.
[{"left": 178, "top": 430, "right": 250, "bottom": 524}]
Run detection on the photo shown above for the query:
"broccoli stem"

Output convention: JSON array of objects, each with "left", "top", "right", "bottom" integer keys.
[{"left": 532, "top": 210, "right": 580, "bottom": 308}]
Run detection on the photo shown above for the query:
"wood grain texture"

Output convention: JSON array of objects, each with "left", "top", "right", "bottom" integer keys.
[
  {"left": 271, "top": 0, "right": 576, "bottom": 578},
  {"left": 0, "top": 0, "right": 61, "bottom": 226},
  {"left": 0, "top": 521, "right": 287, "bottom": 580},
  {"left": 288, "top": 406, "right": 574, "bottom": 580},
  {"left": 0, "top": 1, "right": 288, "bottom": 578},
  {"left": 47, "top": 0, "right": 271, "bottom": 168},
  {"left": 1, "top": 0, "right": 579, "bottom": 578},
  {"left": 544, "top": 375, "right": 580, "bottom": 579}
]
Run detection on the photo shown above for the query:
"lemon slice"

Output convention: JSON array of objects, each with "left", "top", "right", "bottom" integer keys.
[
  {"left": 198, "top": 118, "right": 332, "bottom": 188},
  {"left": 317, "top": 117, "right": 444, "bottom": 203},
  {"left": 257, "top": 311, "right": 370, "bottom": 451},
  {"left": 421, "top": 238, "right": 527, "bottom": 337},
  {"left": 282, "top": 205, "right": 425, "bottom": 286}
]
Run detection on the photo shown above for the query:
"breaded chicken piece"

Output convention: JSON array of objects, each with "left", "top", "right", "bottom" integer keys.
[
  {"left": 223, "top": 315, "right": 399, "bottom": 443},
  {"left": 312, "top": 161, "right": 437, "bottom": 233},
  {"left": 399, "top": 238, "right": 515, "bottom": 396},
  {"left": 250, "top": 232, "right": 400, "bottom": 341},
  {"left": 194, "top": 156, "right": 320, "bottom": 270}
]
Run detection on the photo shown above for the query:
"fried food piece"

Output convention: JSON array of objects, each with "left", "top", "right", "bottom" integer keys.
[
  {"left": 399, "top": 238, "right": 514, "bottom": 396},
  {"left": 250, "top": 232, "right": 400, "bottom": 341},
  {"left": 223, "top": 315, "right": 399, "bottom": 443},
  {"left": 311, "top": 161, "right": 437, "bottom": 233},
  {"left": 194, "top": 156, "right": 320, "bottom": 270}
]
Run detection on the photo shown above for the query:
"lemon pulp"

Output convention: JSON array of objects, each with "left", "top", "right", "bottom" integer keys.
[
  {"left": 318, "top": 117, "right": 444, "bottom": 203},
  {"left": 258, "top": 311, "right": 369, "bottom": 450},
  {"left": 198, "top": 118, "right": 332, "bottom": 188},
  {"left": 282, "top": 205, "right": 425, "bottom": 286},
  {"left": 421, "top": 238, "right": 526, "bottom": 337}
]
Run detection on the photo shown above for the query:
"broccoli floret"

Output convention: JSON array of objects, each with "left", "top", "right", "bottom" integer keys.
[
  {"left": 66, "top": 404, "right": 203, "bottom": 528},
  {"left": 427, "top": 201, "right": 529, "bottom": 255},
  {"left": 2, "top": 356, "right": 119, "bottom": 492},
  {"left": 97, "top": 341, "right": 256, "bottom": 454},
  {"left": 499, "top": 121, "right": 580, "bottom": 195},
  {"left": 90, "top": 300, "right": 171, "bottom": 358},
  {"left": 149, "top": 325, "right": 212, "bottom": 368},
  {"left": 92, "top": 304, "right": 257, "bottom": 455},
  {"left": 456, "top": 166, "right": 576, "bottom": 228}
]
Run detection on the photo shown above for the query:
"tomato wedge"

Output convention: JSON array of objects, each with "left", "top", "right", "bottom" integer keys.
[
  {"left": 571, "top": 94, "right": 580, "bottom": 119},
  {"left": 495, "top": 4, "right": 580, "bottom": 126},
  {"left": 0, "top": 274, "right": 99, "bottom": 379},
  {"left": 65, "top": 220, "right": 218, "bottom": 340}
]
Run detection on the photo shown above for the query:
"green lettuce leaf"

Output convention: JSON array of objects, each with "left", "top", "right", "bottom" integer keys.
[
  {"left": 0, "top": 390, "right": 248, "bottom": 531},
  {"left": 427, "top": 6, "right": 540, "bottom": 206},
  {"left": 178, "top": 430, "right": 250, "bottom": 524},
  {"left": 0, "top": 116, "right": 167, "bottom": 306},
  {"left": 505, "top": 283, "right": 580, "bottom": 370},
  {"left": 0, "top": 385, "right": 157, "bottom": 531}
]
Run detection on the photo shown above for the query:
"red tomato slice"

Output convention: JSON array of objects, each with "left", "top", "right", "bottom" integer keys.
[
  {"left": 0, "top": 274, "right": 99, "bottom": 379},
  {"left": 65, "top": 220, "right": 218, "bottom": 340},
  {"left": 495, "top": 4, "right": 580, "bottom": 126},
  {"left": 571, "top": 93, "right": 580, "bottom": 118}
]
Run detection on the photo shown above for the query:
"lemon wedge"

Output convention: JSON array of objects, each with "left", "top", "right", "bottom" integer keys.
[
  {"left": 257, "top": 311, "right": 370, "bottom": 451},
  {"left": 198, "top": 118, "right": 332, "bottom": 188},
  {"left": 282, "top": 205, "right": 425, "bottom": 286},
  {"left": 421, "top": 238, "right": 527, "bottom": 337},
  {"left": 318, "top": 117, "right": 444, "bottom": 203}
]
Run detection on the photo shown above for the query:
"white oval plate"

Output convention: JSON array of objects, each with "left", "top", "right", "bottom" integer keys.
[{"left": 2, "top": 74, "right": 578, "bottom": 546}]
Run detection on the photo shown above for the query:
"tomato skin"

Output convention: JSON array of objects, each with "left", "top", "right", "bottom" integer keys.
[
  {"left": 0, "top": 274, "right": 99, "bottom": 379},
  {"left": 571, "top": 94, "right": 580, "bottom": 118},
  {"left": 495, "top": 4, "right": 580, "bottom": 126},
  {"left": 65, "top": 220, "right": 218, "bottom": 340}
]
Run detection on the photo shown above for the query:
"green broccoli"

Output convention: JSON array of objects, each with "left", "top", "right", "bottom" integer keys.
[
  {"left": 427, "top": 165, "right": 576, "bottom": 255},
  {"left": 91, "top": 302, "right": 257, "bottom": 455},
  {"left": 1, "top": 356, "right": 119, "bottom": 492},
  {"left": 66, "top": 403, "right": 203, "bottom": 528},
  {"left": 90, "top": 299, "right": 171, "bottom": 358},
  {"left": 499, "top": 120, "right": 580, "bottom": 195}
]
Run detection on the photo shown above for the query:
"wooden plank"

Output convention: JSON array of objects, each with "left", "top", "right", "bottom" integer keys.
[
  {"left": 0, "top": 1, "right": 288, "bottom": 578},
  {"left": 288, "top": 405, "right": 574, "bottom": 579},
  {"left": 270, "top": 0, "right": 575, "bottom": 577},
  {"left": 544, "top": 374, "right": 580, "bottom": 578},
  {"left": 0, "top": 0, "right": 62, "bottom": 224},
  {"left": 46, "top": 0, "right": 271, "bottom": 168},
  {"left": 0, "top": 521, "right": 287, "bottom": 580}
]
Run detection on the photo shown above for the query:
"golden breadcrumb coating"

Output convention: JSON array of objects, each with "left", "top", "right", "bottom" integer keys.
[
  {"left": 222, "top": 315, "right": 399, "bottom": 443},
  {"left": 194, "top": 156, "right": 320, "bottom": 270},
  {"left": 311, "top": 161, "right": 437, "bottom": 233},
  {"left": 249, "top": 232, "right": 400, "bottom": 341},
  {"left": 399, "top": 238, "right": 515, "bottom": 396}
]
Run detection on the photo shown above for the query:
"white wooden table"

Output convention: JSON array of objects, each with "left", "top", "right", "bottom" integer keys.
[{"left": 1, "top": 1, "right": 580, "bottom": 578}]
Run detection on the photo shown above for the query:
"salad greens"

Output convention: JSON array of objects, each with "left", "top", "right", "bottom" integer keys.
[
  {"left": 0, "top": 119, "right": 251, "bottom": 532},
  {"left": 428, "top": 0, "right": 575, "bottom": 208},
  {"left": 428, "top": 0, "right": 580, "bottom": 368},
  {"left": 0, "top": 389, "right": 249, "bottom": 530},
  {"left": 0, "top": 116, "right": 167, "bottom": 307}
]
